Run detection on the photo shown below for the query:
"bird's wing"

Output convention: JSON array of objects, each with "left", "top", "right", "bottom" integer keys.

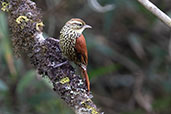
[{"left": 75, "top": 34, "right": 88, "bottom": 65}]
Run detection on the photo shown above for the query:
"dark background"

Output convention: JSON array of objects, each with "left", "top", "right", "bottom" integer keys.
[{"left": 0, "top": 0, "right": 171, "bottom": 114}]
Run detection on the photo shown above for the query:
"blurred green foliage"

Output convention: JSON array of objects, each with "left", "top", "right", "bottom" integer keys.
[
  {"left": 89, "top": 64, "right": 120, "bottom": 79},
  {"left": 0, "top": 0, "right": 171, "bottom": 114}
]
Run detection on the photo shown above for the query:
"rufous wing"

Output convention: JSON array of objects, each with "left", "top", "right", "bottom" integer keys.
[{"left": 75, "top": 34, "right": 88, "bottom": 65}]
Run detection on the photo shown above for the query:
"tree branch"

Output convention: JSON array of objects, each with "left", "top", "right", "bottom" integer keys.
[
  {"left": 0, "top": 0, "right": 103, "bottom": 114},
  {"left": 137, "top": 0, "right": 171, "bottom": 27}
]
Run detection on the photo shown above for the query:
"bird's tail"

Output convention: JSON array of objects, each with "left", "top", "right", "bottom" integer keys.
[{"left": 81, "top": 67, "right": 90, "bottom": 92}]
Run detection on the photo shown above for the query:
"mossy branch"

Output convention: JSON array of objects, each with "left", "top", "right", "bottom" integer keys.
[{"left": 0, "top": 0, "right": 103, "bottom": 114}]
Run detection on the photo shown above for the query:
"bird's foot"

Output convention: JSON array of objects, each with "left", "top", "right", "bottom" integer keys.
[
  {"left": 48, "top": 37, "right": 60, "bottom": 42},
  {"left": 48, "top": 61, "right": 68, "bottom": 68},
  {"left": 54, "top": 61, "right": 68, "bottom": 68}
]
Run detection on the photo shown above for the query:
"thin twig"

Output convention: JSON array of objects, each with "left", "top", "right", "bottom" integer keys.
[{"left": 137, "top": 0, "right": 171, "bottom": 27}]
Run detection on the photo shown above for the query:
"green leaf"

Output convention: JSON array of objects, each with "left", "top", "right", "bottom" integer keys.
[
  {"left": 0, "top": 79, "right": 8, "bottom": 91},
  {"left": 16, "top": 70, "right": 35, "bottom": 94}
]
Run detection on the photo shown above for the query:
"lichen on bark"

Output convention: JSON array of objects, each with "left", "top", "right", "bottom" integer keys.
[{"left": 0, "top": 0, "right": 103, "bottom": 113}]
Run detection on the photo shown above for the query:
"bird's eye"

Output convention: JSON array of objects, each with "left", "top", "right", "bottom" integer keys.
[{"left": 77, "top": 23, "right": 82, "bottom": 26}]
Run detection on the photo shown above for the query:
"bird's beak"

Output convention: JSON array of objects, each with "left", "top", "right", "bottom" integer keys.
[{"left": 84, "top": 24, "right": 92, "bottom": 29}]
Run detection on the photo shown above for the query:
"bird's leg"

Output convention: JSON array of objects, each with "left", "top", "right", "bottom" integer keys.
[
  {"left": 48, "top": 37, "right": 60, "bottom": 42},
  {"left": 50, "top": 60, "right": 68, "bottom": 68}
]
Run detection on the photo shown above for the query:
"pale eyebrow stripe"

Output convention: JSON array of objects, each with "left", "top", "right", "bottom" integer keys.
[{"left": 70, "top": 21, "right": 82, "bottom": 24}]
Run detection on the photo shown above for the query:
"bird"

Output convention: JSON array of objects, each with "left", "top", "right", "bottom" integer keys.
[{"left": 59, "top": 18, "right": 92, "bottom": 92}]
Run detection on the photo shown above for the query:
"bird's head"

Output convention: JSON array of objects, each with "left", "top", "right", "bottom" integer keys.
[{"left": 65, "top": 18, "right": 92, "bottom": 34}]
